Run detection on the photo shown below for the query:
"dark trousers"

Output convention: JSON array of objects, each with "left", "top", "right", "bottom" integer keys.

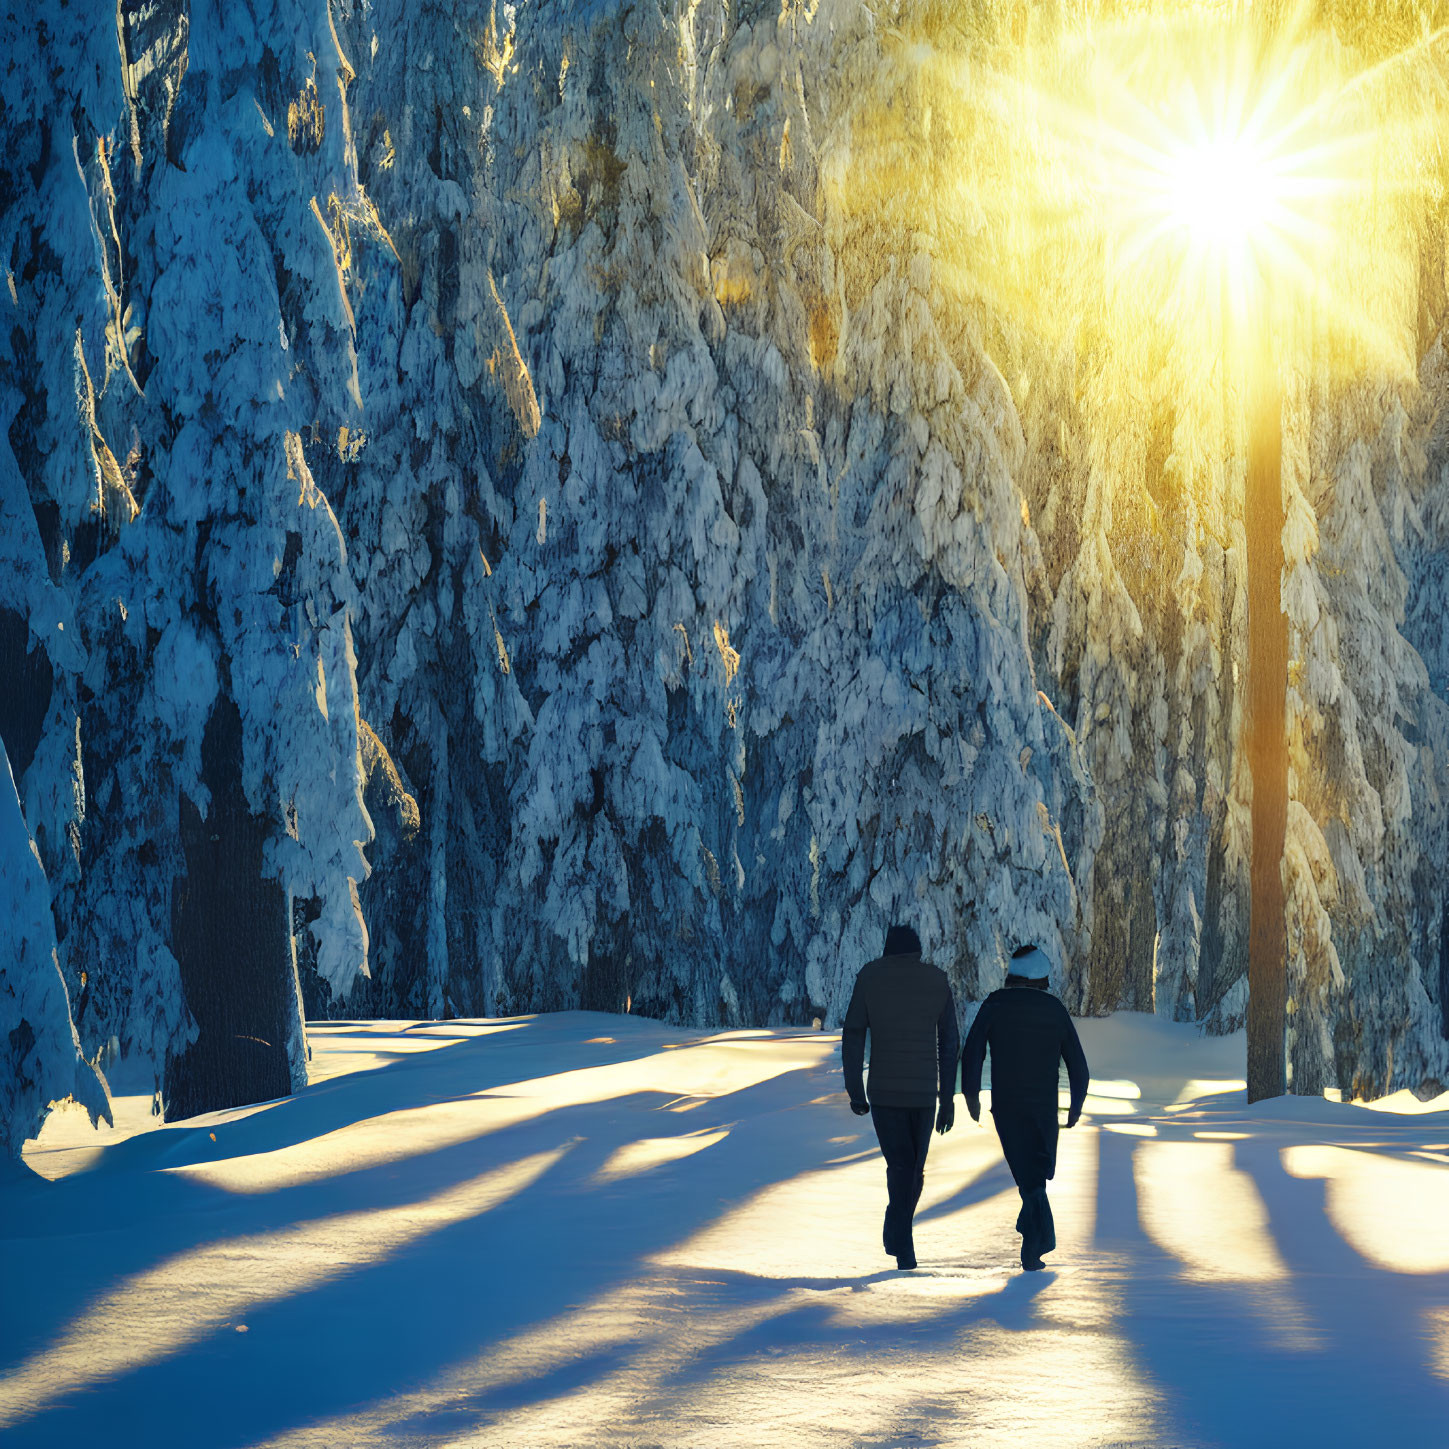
[
  {"left": 991, "top": 1106, "right": 1058, "bottom": 1192},
  {"left": 870, "top": 1104, "right": 934, "bottom": 1254},
  {"left": 993, "top": 1106, "right": 1059, "bottom": 1264}
]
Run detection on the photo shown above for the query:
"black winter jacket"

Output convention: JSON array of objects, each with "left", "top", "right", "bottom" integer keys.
[
  {"left": 959, "top": 986, "right": 1090, "bottom": 1121},
  {"left": 842, "top": 952, "right": 959, "bottom": 1108}
]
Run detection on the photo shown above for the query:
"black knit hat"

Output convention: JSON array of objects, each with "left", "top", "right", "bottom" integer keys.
[{"left": 884, "top": 924, "right": 922, "bottom": 955}]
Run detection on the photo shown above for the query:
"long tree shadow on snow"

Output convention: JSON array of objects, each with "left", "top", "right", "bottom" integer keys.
[
  {"left": 0, "top": 1012, "right": 702, "bottom": 1365},
  {"left": 0, "top": 1023, "right": 865, "bottom": 1448},
  {"left": 9, "top": 1026, "right": 1449, "bottom": 1449},
  {"left": 584, "top": 1120, "right": 1449, "bottom": 1449},
  {"left": 1088, "top": 1127, "right": 1449, "bottom": 1448},
  {"left": 398, "top": 1103, "right": 1449, "bottom": 1449}
]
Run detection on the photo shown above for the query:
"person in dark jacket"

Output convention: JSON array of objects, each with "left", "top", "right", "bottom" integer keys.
[
  {"left": 959, "top": 944, "right": 1090, "bottom": 1271},
  {"left": 842, "top": 924, "right": 960, "bottom": 1270}
]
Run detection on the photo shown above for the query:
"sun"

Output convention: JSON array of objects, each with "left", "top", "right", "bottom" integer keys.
[
  {"left": 895, "top": 5, "right": 1447, "bottom": 406},
  {"left": 1163, "top": 134, "right": 1281, "bottom": 257},
  {"left": 1085, "top": 56, "right": 1352, "bottom": 372},
  {"left": 1090, "top": 13, "right": 1449, "bottom": 387}
]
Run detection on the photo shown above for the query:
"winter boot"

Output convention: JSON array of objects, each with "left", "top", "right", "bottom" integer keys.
[{"left": 1017, "top": 1186, "right": 1051, "bottom": 1271}]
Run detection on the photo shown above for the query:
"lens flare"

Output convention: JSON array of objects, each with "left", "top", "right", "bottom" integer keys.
[{"left": 829, "top": 5, "right": 1449, "bottom": 439}]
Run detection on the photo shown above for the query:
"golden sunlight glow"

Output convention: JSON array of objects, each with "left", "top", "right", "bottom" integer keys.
[
  {"left": 829, "top": 4, "right": 1449, "bottom": 466},
  {"left": 594, "top": 1127, "right": 730, "bottom": 1183},
  {"left": 1174, "top": 1078, "right": 1248, "bottom": 1102},
  {"left": 1282, "top": 1145, "right": 1449, "bottom": 1274},
  {"left": 1087, "top": 56, "right": 1349, "bottom": 363},
  {"left": 169, "top": 1034, "right": 828, "bottom": 1194},
  {"left": 1079, "top": 1092, "right": 1137, "bottom": 1116},
  {"left": 1134, "top": 1141, "right": 1287, "bottom": 1284},
  {"left": 1132, "top": 1141, "right": 1320, "bottom": 1346}
]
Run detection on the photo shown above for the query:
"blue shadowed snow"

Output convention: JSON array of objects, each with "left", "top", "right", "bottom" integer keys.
[{"left": 5, "top": 1010, "right": 1449, "bottom": 1448}]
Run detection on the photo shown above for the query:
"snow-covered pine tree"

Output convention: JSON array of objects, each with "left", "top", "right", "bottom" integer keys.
[
  {"left": 1, "top": 0, "right": 373, "bottom": 1117},
  {"left": 0, "top": 740, "right": 109, "bottom": 1158}
]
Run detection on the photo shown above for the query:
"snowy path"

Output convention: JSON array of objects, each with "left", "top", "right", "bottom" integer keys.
[{"left": 5, "top": 1012, "right": 1449, "bottom": 1449}]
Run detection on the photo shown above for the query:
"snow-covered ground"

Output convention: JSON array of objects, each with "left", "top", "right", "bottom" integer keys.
[{"left": 4, "top": 1010, "right": 1449, "bottom": 1448}]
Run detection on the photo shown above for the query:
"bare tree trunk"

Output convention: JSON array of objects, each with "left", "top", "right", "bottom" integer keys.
[
  {"left": 165, "top": 696, "right": 299, "bottom": 1119},
  {"left": 1245, "top": 365, "right": 1287, "bottom": 1102}
]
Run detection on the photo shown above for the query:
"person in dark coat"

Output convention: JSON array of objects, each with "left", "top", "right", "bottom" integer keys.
[
  {"left": 959, "top": 944, "right": 1090, "bottom": 1271},
  {"left": 842, "top": 924, "right": 960, "bottom": 1270}
]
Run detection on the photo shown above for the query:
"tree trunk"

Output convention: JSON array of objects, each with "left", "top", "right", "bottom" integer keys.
[
  {"left": 164, "top": 695, "right": 303, "bottom": 1119},
  {"left": 1245, "top": 367, "right": 1288, "bottom": 1102}
]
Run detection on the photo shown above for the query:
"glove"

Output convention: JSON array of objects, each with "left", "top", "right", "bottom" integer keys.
[
  {"left": 935, "top": 1100, "right": 955, "bottom": 1135},
  {"left": 850, "top": 1098, "right": 870, "bottom": 1117}
]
